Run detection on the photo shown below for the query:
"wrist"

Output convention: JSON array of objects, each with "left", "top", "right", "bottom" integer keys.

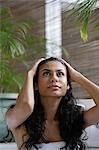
[
  {"left": 76, "top": 72, "right": 87, "bottom": 85},
  {"left": 28, "top": 69, "right": 35, "bottom": 78},
  {"left": 74, "top": 72, "right": 84, "bottom": 83}
]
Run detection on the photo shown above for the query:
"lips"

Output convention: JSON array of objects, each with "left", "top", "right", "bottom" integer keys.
[{"left": 48, "top": 85, "right": 61, "bottom": 89}]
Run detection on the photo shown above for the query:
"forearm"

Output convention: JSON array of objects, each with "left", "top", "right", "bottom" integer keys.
[
  {"left": 16, "top": 70, "right": 35, "bottom": 111},
  {"left": 76, "top": 72, "right": 99, "bottom": 105},
  {"left": 5, "top": 71, "right": 35, "bottom": 129},
  {"left": 63, "top": 60, "right": 99, "bottom": 126},
  {"left": 5, "top": 58, "right": 44, "bottom": 129}
]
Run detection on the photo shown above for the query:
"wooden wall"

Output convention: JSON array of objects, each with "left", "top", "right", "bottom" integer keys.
[
  {"left": 62, "top": 9, "right": 99, "bottom": 98},
  {"left": 1, "top": 0, "right": 45, "bottom": 72},
  {"left": 1, "top": 0, "right": 99, "bottom": 98}
]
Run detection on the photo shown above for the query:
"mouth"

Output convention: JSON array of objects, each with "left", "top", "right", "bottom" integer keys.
[{"left": 48, "top": 85, "right": 61, "bottom": 89}]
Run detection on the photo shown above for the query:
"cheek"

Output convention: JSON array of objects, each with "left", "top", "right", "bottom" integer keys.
[
  {"left": 62, "top": 78, "right": 68, "bottom": 92},
  {"left": 63, "top": 84, "right": 67, "bottom": 93},
  {"left": 37, "top": 77, "right": 47, "bottom": 91},
  {"left": 62, "top": 76, "right": 67, "bottom": 85}
]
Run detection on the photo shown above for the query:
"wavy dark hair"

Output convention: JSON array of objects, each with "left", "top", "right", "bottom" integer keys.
[
  {"left": 6, "top": 57, "right": 86, "bottom": 149},
  {"left": 21, "top": 57, "right": 86, "bottom": 150}
]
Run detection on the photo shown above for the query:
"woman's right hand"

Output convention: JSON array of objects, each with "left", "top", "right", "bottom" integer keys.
[{"left": 28, "top": 58, "right": 45, "bottom": 77}]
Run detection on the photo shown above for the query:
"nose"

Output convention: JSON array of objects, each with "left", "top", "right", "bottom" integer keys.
[{"left": 50, "top": 73, "right": 58, "bottom": 82}]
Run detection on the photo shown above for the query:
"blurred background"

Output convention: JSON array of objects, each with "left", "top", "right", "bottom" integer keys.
[{"left": 0, "top": 0, "right": 99, "bottom": 149}]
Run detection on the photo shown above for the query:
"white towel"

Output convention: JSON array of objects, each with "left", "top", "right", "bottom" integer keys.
[{"left": 32, "top": 141, "right": 66, "bottom": 150}]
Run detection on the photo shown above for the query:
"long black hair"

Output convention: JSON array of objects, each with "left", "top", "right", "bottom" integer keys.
[
  {"left": 6, "top": 57, "right": 86, "bottom": 149},
  {"left": 21, "top": 57, "right": 86, "bottom": 150}
]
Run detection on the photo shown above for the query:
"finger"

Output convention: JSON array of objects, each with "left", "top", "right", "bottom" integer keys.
[
  {"left": 34, "top": 58, "right": 45, "bottom": 68},
  {"left": 61, "top": 59, "right": 71, "bottom": 68},
  {"left": 36, "top": 58, "right": 45, "bottom": 65},
  {"left": 31, "top": 58, "right": 45, "bottom": 72}
]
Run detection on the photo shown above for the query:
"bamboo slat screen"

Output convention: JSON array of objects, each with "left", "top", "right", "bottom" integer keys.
[
  {"left": 1, "top": 0, "right": 99, "bottom": 98},
  {"left": 62, "top": 9, "right": 99, "bottom": 98}
]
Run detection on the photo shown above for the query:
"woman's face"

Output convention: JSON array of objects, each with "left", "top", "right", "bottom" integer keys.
[{"left": 37, "top": 60, "right": 68, "bottom": 98}]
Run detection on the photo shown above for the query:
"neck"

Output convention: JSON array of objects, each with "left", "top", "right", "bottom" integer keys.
[{"left": 40, "top": 96, "right": 61, "bottom": 121}]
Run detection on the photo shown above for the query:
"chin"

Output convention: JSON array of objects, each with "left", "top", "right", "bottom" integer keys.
[
  {"left": 40, "top": 90, "right": 65, "bottom": 97},
  {"left": 48, "top": 92, "right": 64, "bottom": 97}
]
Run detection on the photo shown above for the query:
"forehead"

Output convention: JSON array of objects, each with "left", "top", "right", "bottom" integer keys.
[{"left": 39, "top": 60, "right": 66, "bottom": 72}]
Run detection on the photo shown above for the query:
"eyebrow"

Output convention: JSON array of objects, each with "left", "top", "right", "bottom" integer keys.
[{"left": 40, "top": 69, "right": 65, "bottom": 72}]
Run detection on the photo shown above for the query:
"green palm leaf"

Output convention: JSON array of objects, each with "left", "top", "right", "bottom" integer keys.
[
  {"left": 0, "top": 59, "right": 24, "bottom": 92},
  {"left": 0, "top": 7, "right": 44, "bottom": 92},
  {"left": 71, "top": 0, "right": 98, "bottom": 42},
  {"left": 0, "top": 7, "right": 37, "bottom": 57}
]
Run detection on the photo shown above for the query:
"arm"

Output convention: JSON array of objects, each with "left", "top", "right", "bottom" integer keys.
[
  {"left": 65, "top": 61, "right": 99, "bottom": 127},
  {"left": 5, "top": 58, "right": 44, "bottom": 130}
]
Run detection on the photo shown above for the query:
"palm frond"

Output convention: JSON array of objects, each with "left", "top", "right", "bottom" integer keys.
[
  {"left": 0, "top": 59, "right": 24, "bottom": 92},
  {"left": 0, "top": 6, "right": 46, "bottom": 92},
  {"left": 0, "top": 7, "right": 37, "bottom": 57},
  {"left": 71, "top": 0, "right": 98, "bottom": 42}
]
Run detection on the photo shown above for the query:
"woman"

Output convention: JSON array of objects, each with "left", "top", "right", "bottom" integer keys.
[{"left": 5, "top": 57, "right": 99, "bottom": 150}]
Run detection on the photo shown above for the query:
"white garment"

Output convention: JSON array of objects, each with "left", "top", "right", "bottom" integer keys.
[{"left": 32, "top": 141, "right": 66, "bottom": 150}]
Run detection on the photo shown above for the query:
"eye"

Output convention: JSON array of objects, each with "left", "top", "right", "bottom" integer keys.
[
  {"left": 57, "top": 71, "right": 64, "bottom": 77},
  {"left": 42, "top": 71, "right": 50, "bottom": 77}
]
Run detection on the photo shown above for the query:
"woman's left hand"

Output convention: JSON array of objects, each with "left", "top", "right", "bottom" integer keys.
[{"left": 62, "top": 59, "right": 81, "bottom": 82}]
